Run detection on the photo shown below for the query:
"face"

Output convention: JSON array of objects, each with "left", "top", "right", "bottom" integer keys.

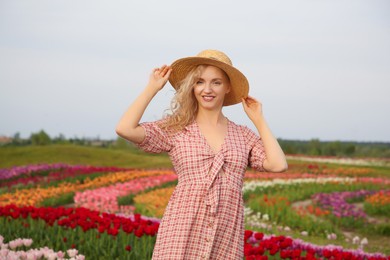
[{"left": 193, "top": 66, "right": 231, "bottom": 111}]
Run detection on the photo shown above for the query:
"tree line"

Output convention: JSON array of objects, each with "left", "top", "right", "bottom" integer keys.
[
  {"left": 6, "top": 130, "right": 114, "bottom": 147},
  {"left": 3, "top": 130, "right": 390, "bottom": 158},
  {"left": 278, "top": 138, "right": 390, "bottom": 158}
]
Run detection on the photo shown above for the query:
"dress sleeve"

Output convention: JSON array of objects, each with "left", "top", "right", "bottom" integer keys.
[
  {"left": 135, "top": 120, "right": 173, "bottom": 153},
  {"left": 241, "top": 125, "right": 267, "bottom": 172}
]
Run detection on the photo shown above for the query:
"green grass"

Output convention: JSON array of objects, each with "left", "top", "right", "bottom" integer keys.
[
  {"left": 40, "top": 192, "right": 75, "bottom": 207},
  {"left": 0, "top": 144, "right": 172, "bottom": 168}
]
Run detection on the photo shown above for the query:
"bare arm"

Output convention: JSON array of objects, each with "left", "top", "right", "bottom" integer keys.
[
  {"left": 115, "top": 65, "right": 172, "bottom": 143},
  {"left": 242, "top": 96, "right": 288, "bottom": 172}
]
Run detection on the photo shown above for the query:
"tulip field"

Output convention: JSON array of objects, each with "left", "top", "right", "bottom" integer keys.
[{"left": 1, "top": 156, "right": 390, "bottom": 259}]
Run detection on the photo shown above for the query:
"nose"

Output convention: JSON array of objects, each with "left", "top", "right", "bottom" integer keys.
[{"left": 204, "top": 83, "right": 212, "bottom": 93}]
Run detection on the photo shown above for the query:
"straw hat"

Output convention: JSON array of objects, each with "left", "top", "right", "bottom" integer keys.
[{"left": 169, "top": 49, "right": 249, "bottom": 106}]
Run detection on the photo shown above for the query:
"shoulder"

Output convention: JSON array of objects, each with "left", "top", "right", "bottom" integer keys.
[
  {"left": 228, "top": 120, "right": 259, "bottom": 143},
  {"left": 228, "top": 120, "right": 251, "bottom": 134}
]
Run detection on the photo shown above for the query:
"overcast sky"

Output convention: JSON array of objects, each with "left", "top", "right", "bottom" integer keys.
[{"left": 1, "top": 0, "right": 389, "bottom": 142}]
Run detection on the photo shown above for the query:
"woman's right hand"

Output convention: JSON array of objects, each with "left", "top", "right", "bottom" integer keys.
[
  {"left": 116, "top": 65, "right": 172, "bottom": 143},
  {"left": 147, "top": 65, "right": 172, "bottom": 92}
]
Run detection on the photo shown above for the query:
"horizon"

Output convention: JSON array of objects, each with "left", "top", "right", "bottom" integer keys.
[
  {"left": 1, "top": 1, "right": 389, "bottom": 142},
  {"left": 1, "top": 130, "right": 390, "bottom": 144}
]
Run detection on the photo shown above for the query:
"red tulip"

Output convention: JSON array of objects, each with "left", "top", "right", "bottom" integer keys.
[
  {"left": 244, "top": 244, "right": 254, "bottom": 256},
  {"left": 254, "top": 232, "right": 264, "bottom": 241},
  {"left": 134, "top": 227, "right": 144, "bottom": 238},
  {"left": 134, "top": 213, "right": 141, "bottom": 222},
  {"left": 108, "top": 227, "right": 119, "bottom": 236},
  {"left": 244, "top": 230, "right": 253, "bottom": 241},
  {"left": 280, "top": 237, "right": 293, "bottom": 249},
  {"left": 291, "top": 249, "right": 302, "bottom": 258},
  {"left": 253, "top": 246, "right": 265, "bottom": 255},
  {"left": 280, "top": 249, "right": 292, "bottom": 259},
  {"left": 323, "top": 249, "right": 332, "bottom": 258},
  {"left": 269, "top": 244, "right": 279, "bottom": 255}
]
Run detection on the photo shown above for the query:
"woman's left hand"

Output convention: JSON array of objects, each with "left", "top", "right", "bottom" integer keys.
[{"left": 242, "top": 96, "right": 263, "bottom": 122}]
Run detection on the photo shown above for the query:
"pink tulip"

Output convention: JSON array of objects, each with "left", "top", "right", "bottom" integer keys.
[
  {"left": 74, "top": 174, "right": 177, "bottom": 213},
  {"left": 23, "top": 239, "right": 33, "bottom": 247},
  {"left": 67, "top": 248, "right": 78, "bottom": 257},
  {"left": 57, "top": 251, "right": 65, "bottom": 258}
]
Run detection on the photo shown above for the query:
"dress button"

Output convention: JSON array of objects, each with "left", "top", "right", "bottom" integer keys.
[
  {"left": 208, "top": 221, "right": 214, "bottom": 227},
  {"left": 205, "top": 238, "right": 210, "bottom": 242}
]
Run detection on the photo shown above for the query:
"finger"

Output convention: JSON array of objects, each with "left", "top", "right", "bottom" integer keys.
[
  {"left": 245, "top": 95, "right": 256, "bottom": 102},
  {"left": 154, "top": 69, "right": 161, "bottom": 76},
  {"left": 164, "top": 68, "right": 172, "bottom": 79},
  {"left": 161, "top": 66, "right": 170, "bottom": 77},
  {"left": 241, "top": 98, "right": 249, "bottom": 108},
  {"left": 242, "top": 97, "right": 252, "bottom": 105},
  {"left": 245, "top": 96, "right": 260, "bottom": 106}
]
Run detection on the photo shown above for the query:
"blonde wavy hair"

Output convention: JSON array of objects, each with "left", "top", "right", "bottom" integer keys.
[
  {"left": 159, "top": 65, "right": 204, "bottom": 131},
  {"left": 159, "top": 65, "right": 231, "bottom": 131}
]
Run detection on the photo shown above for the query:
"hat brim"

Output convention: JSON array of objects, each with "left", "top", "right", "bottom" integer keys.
[{"left": 169, "top": 57, "right": 249, "bottom": 106}]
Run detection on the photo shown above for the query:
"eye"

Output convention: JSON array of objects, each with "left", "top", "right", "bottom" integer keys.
[
  {"left": 213, "top": 81, "right": 222, "bottom": 85},
  {"left": 196, "top": 80, "right": 204, "bottom": 85}
]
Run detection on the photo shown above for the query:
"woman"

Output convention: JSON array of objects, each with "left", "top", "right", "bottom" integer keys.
[{"left": 116, "top": 50, "right": 287, "bottom": 259}]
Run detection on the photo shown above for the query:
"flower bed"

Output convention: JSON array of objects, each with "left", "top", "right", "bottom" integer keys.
[
  {"left": 0, "top": 170, "right": 173, "bottom": 206},
  {"left": 244, "top": 177, "right": 389, "bottom": 243},
  {"left": 0, "top": 163, "right": 69, "bottom": 181},
  {"left": 2, "top": 204, "right": 388, "bottom": 260},
  {"left": 243, "top": 177, "right": 357, "bottom": 193},
  {"left": 0, "top": 165, "right": 126, "bottom": 189},
  {"left": 133, "top": 187, "right": 176, "bottom": 218},
  {"left": 0, "top": 235, "right": 85, "bottom": 259},
  {"left": 0, "top": 205, "right": 159, "bottom": 259},
  {"left": 2, "top": 162, "right": 390, "bottom": 258},
  {"left": 312, "top": 190, "right": 377, "bottom": 220},
  {"left": 244, "top": 230, "right": 389, "bottom": 260},
  {"left": 364, "top": 190, "right": 390, "bottom": 217},
  {"left": 74, "top": 175, "right": 177, "bottom": 213}
]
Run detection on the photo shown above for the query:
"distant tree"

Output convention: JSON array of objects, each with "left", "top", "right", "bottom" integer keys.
[
  {"left": 12, "top": 132, "right": 22, "bottom": 145},
  {"left": 344, "top": 144, "right": 356, "bottom": 156},
  {"left": 323, "top": 141, "right": 342, "bottom": 156},
  {"left": 71, "top": 137, "right": 85, "bottom": 145},
  {"left": 308, "top": 139, "right": 322, "bottom": 155},
  {"left": 30, "top": 130, "right": 51, "bottom": 145},
  {"left": 279, "top": 139, "right": 389, "bottom": 158},
  {"left": 278, "top": 139, "right": 295, "bottom": 154},
  {"left": 113, "top": 136, "right": 132, "bottom": 149},
  {"left": 13, "top": 132, "right": 20, "bottom": 140},
  {"left": 53, "top": 133, "right": 68, "bottom": 144}
]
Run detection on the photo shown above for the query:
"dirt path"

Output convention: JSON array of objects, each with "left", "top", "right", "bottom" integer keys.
[
  {"left": 291, "top": 199, "right": 312, "bottom": 208},
  {"left": 354, "top": 202, "right": 390, "bottom": 225}
]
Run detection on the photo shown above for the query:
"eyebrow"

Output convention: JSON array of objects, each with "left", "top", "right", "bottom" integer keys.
[{"left": 197, "top": 77, "right": 224, "bottom": 81}]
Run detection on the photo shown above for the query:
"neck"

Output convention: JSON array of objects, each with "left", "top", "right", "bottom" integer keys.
[{"left": 196, "top": 108, "right": 226, "bottom": 126}]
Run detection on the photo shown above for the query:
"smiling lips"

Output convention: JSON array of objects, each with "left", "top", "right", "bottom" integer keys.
[{"left": 202, "top": 95, "right": 216, "bottom": 102}]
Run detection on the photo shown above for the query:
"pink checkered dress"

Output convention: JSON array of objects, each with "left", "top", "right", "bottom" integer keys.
[{"left": 137, "top": 119, "right": 266, "bottom": 260}]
